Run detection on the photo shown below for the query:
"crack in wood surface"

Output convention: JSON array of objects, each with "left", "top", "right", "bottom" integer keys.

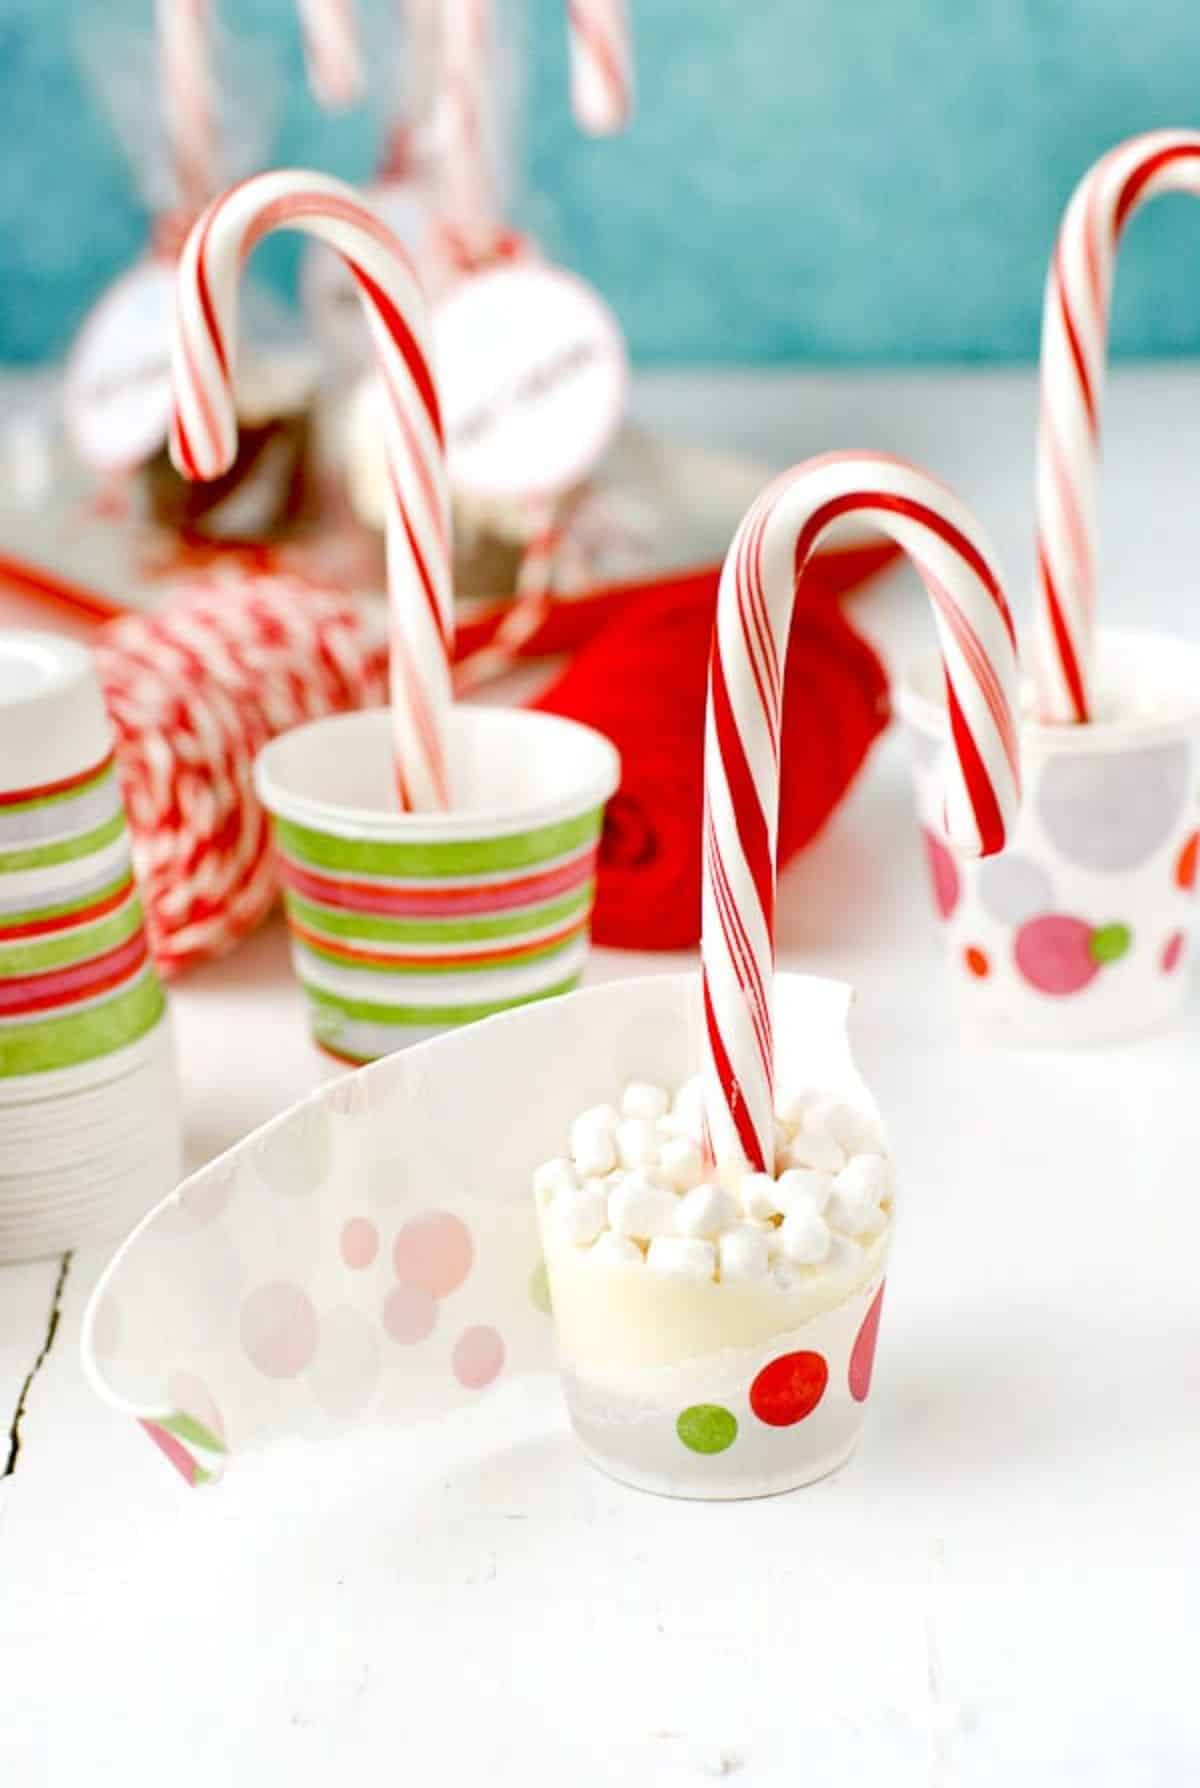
[{"left": 3, "top": 1252, "right": 71, "bottom": 1479}]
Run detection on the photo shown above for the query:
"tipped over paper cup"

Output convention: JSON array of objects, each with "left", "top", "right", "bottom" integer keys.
[
  {"left": 900, "top": 626, "right": 1200, "bottom": 1045},
  {"left": 83, "top": 973, "right": 888, "bottom": 1498}
]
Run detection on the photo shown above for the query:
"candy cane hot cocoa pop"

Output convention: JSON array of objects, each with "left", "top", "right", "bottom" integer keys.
[
  {"left": 296, "top": 0, "right": 365, "bottom": 111},
  {"left": 701, "top": 454, "right": 1022, "bottom": 1174},
  {"left": 567, "top": 0, "right": 634, "bottom": 136},
  {"left": 168, "top": 171, "right": 453, "bottom": 810},
  {"left": 1035, "top": 129, "right": 1200, "bottom": 724}
]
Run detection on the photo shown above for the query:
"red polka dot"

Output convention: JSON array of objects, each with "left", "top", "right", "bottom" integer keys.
[
  {"left": 749, "top": 1350, "right": 828, "bottom": 1427},
  {"left": 382, "top": 1284, "right": 438, "bottom": 1344},
  {"left": 849, "top": 1283, "right": 886, "bottom": 1403},
  {"left": 923, "top": 830, "right": 961, "bottom": 921},
  {"left": 340, "top": 1217, "right": 379, "bottom": 1269},
  {"left": 451, "top": 1325, "right": 506, "bottom": 1390},
  {"left": 393, "top": 1212, "right": 473, "bottom": 1299},
  {"left": 1162, "top": 931, "right": 1186, "bottom": 974},
  {"left": 240, "top": 1282, "right": 320, "bottom": 1379},
  {"left": 1176, "top": 833, "right": 1199, "bottom": 891},
  {"left": 964, "top": 946, "right": 990, "bottom": 979}
]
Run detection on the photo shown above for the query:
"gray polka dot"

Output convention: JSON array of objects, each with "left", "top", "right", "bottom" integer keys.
[
  {"left": 976, "top": 853, "right": 1055, "bottom": 926},
  {"left": 1035, "top": 743, "right": 1192, "bottom": 873}
]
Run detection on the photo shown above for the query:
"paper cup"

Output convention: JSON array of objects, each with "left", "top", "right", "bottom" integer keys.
[
  {"left": 83, "top": 972, "right": 891, "bottom": 1499},
  {"left": 899, "top": 626, "right": 1200, "bottom": 1045},
  {"left": 255, "top": 706, "right": 621, "bottom": 1062}
]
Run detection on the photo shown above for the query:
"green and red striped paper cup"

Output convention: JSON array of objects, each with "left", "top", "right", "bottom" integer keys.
[
  {"left": 255, "top": 707, "right": 621, "bottom": 1062},
  {"left": 0, "top": 635, "right": 167, "bottom": 1086}
]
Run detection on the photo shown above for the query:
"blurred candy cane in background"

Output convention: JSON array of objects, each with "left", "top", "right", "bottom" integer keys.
[
  {"left": 296, "top": 0, "right": 365, "bottom": 110},
  {"left": 567, "top": 0, "right": 633, "bottom": 135}
]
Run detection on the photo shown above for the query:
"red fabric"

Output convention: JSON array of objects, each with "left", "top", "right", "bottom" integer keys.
[{"left": 533, "top": 557, "right": 892, "bottom": 951}]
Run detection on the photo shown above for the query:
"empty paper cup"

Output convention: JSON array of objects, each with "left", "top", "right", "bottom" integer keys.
[
  {"left": 256, "top": 706, "right": 620, "bottom": 1062},
  {"left": 899, "top": 626, "right": 1200, "bottom": 1045},
  {"left": 83, "top": 972, "right": 888, "bottom": 1499}
]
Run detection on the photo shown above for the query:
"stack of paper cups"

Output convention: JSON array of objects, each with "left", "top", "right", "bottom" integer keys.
[{"left": 0, "top": 633, "right": 182, "bottom": 1262}]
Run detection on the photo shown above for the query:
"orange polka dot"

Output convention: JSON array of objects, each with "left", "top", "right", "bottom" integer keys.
[
  {"left": 964, "top": 946, "right": 990, "bottom": 979},
  {"left": 1176, "top": 833, "right": 1199, "bottom": 891}
]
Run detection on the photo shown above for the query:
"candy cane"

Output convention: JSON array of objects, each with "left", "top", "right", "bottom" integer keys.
[
  {"left": 567, "top": 0, "right": 633, "bottom": 135},
  {"left": 1035, "top": 129, "right": 1200, "bottom": 724},
  {"left": 297, "top": 0, "right": 365, "bottom": 110},
  {"left": 701, "top": 453, "right": 1022, "bottom": 1175},
  {"left": 433, "top": 0, "right": 502, "bottom": 266},
  {"left": 168, "top": 171, "right": 453, "bottom": 810},
  {"left": 156, "top": 0, "right": 216, "bottom": 217}
]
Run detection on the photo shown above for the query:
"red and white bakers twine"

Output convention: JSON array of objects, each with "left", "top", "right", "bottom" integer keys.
[
  {"left": 97, "top": 572, "right": 387, "bottom": 976},
  {"left": 168, "top": 170, "right": 454, "bottom": 811},
  {"left": 156, "top": 0, "right": 216, "bottom": 218},
  {"left": 296, "top": 0, "right": 365, "bottom": 111},
  {"left": 1035, "top": 129, "right": 1200, "bottom": 725},
  {"left": 700, "top": 454, "right": 1022, "bottom": 1175},
  {"left": 567, "top": 0, "right": 633, "bottom": 136}
]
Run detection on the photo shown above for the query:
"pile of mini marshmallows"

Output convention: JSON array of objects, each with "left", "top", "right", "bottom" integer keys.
[{"left": 534, "top": 1080, "right": 893, "bottom": 1288}]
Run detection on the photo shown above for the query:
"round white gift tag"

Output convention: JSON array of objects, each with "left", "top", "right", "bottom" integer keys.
[
  {"left": 433, "top": 262, "right": 628, "bottom": 504},
  {"left": 63, "top": 259, "right": 176, "bottom": 470}
]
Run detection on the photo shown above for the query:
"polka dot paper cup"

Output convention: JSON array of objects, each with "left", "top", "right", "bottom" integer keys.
[
  {"left": 255, "top": 706, "right": 620, "bottom": 1062},
  {"left": 900, "top": 627, "right": 1200, "bottom": 1045},
  {"left": 81, "top": 972, "right": 889, "bottom": 1498}
]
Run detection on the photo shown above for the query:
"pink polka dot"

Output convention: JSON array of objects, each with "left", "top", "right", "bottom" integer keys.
[
  {"left": 923, "top": 830, "right": 961, "bottom": 921},
  {"left": 1162, "top": 931, "right": 1186, "bottom": 974},
  {"left": 382, "top": 1284, "right": 438, "bottom": 1344},
  {"left": 240, "top": 1282, "right": 320, "bottom": 1379},
  {"left": 180, "top": 1164, "right": 236, "bottom": 1227},
  {"left": 849, "top": 1282, "right": 886, "bottom": 1404},
  {"left": 393, "top": 1211, "right": 473, "bottom": 1299},
  {"left": 452, "top": 1325, "right": 506, "bottom": 1390},
  {"left": 340, "top": 1217, "right": 379, "bottom": 1269}
]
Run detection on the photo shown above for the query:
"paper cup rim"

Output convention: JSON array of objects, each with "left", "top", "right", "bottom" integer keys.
[
  {"left": 897, "top": 624, "right": 1200, "bottom": 753},
  {"left": 254, "top": 706, "right": 621, "bottom": 842}
]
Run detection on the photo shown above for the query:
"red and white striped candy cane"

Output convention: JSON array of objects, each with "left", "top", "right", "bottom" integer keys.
[
  {"left": 701, "top": 453, "right": 1022, "bottom": 1174},
  {"left": 1035, "top": 129, "right": 1200, "bottom": 725},
  {"left": 567, "top": 0, "right": 633, "bottom": 136},
  {"left": 168, "top": 171, "right": 453, "bottom": 810},
  {"left": 156, "top": 0, "right": 217, "bottom": 218},
  {"left": 297, "top": 0, "right": 365, "bottom": 110}
]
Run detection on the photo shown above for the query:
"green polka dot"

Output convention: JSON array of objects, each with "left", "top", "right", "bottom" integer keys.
[
  {"left": 529, "top": 1260, "right": 552, "bottom": 1316},
  {"left": 1090, "top": 922, "right": 1132, "bottom": 965},
  {"left": 676, "top": 1403, "right": 738, "bottom": 1455}
]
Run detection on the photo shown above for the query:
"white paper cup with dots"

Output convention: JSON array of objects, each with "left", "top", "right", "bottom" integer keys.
[{"left": 899, "top": 626, "right": 1200, "bottom": 1046}]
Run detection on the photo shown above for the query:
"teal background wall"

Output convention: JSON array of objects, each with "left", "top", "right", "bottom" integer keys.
[{"left": 2, "top": 0, "right": 1200, "bottom": 366}]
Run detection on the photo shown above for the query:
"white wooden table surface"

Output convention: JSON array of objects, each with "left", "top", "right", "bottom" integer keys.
[{"left": 3, "top": 369, "right": 1200, "bottom": 1786}]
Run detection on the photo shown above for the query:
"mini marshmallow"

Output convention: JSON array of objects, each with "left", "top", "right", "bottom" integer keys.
[
  {"left": 674, "top": 1183, "right": 737, "bottom": 1239},
  {"left": 589, "top": 1231, "right": 644, "bottom": 1268},
  {"left": 555, "top": 1182, "right": 609, "bottom": 1247},
  {"left": 646, "top": 1236, "right": 716, "bottom": 1283},
  {"left": 774, "top": 1168, "right": 834, "bottom": 1216},
  {"left": 718, "top": 1224, "right": 771, "bottom": 1284},
  {"left": 739, "top": 1172, "right": 785, "bottom": 1222},
  {"left": 533, "top": 1157, "right": 579, "bottom": 1208},
  {"left": 780, "top": 1203, "right": 832, "bottom": 1265},
  {"left": 658, "top": 1135, "right": 706, "bottom": 1191},
  {"left": 621, "top": 1081, "right": 670, "bottom": 1122},
  {"left": 615, "top": 1116, "right": 659, "bottom": 1172},
  {"left": 570, "top": 1106, "right": 619, "bottom": 1178},
  {"left": 782, "top": 1129, "right": 845, "bottom": 1175},
  {"left": 826, "top": 1155, "right": 892, "bottom": 1237},
  {"left": 669, "top": 1075, "right": 706, "bottom": 1139},
  {"left": 835, "top": 1152, "right": 893, "bottom": 1204},
  {"left": 804, "top": 1098, "right": 881, "bottom": 1157},
  {"left": 608, "top": 1173, "right": 679, "bottom": 1241},
  {"left": 775, "top": 1087, "right": 818, "bottom": 1129}
]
